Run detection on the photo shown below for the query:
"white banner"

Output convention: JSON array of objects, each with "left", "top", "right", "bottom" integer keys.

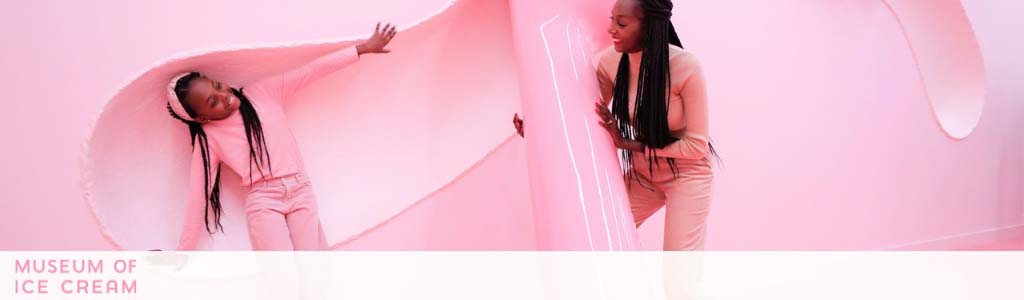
[{"left": 3, "top": 251, "right": 1022, "bottom": 300}]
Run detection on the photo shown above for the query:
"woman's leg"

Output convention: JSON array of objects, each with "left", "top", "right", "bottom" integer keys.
[
  {"left": 628, "top": 158, "right": 668, "bottom": 227},
  {"left": 246, "top": 186, "right": 295, "bottom": 251},
  {"left": 284, "top": 180, "right": 327, "bottom": 251},
  {"left": 659, "top": 160, "right": 714, "bottom": 251}
]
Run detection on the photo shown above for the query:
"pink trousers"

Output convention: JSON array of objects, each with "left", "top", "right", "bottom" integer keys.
[
  {"left": 628, "top": 155, "right": 714, "bottom": 251},
  {"left": 245, "top": 173, "right": 327, "bottom": 250}
]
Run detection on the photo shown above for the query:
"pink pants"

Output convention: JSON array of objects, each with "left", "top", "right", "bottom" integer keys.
[
  {"left": 628, "top": 155, "right": 714, "bottom": 251},
  {"left": 245, "top": 173, "right": 327, "bottom": 251}
]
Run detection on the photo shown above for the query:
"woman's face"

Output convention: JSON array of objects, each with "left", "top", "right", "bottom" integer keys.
[
  {"left": 182, "top": 76, "right": 241, "bottom": 121},
  {"left": 608, "top": 0, "right": 644, "bottom": 53}
]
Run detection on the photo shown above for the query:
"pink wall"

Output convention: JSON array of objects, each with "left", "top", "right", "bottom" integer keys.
[
  {"left": 0, "top": 0, "right": 1021, "bottom": 250},
  {"left": 632, "top": 0, "right": 1024, "bottom": 250}
]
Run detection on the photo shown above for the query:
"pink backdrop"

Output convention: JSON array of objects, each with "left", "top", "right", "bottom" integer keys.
[
  {"left": 0, "top": 0, "right": 1021, "bottom": 250},
  {"left": 633, "top": 0, "right": 1023, "bottom": 250}
]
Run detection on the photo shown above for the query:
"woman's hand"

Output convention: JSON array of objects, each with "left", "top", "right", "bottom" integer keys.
[
  {"left": 512, "top": 113, "right": 525, "bottom": 138},
  {"left": 595, "top": 102, "right": 643, "bottom": 151},
  {"left": 356, "top": 22, "right": 397, "bottom": 55}
]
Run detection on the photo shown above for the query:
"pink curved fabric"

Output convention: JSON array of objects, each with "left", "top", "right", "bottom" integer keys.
[
  {"left": 882, "top": 0, "right": 987, "bottom": 139},
  {"left": 332, "top": 136, "right": 536, "bottom": 250},
  {"left": 283, "top": 0, "right": 523, "bottom": 248},
  {"left": 83, "top": 0, "right": 525, "bottom": 250}
]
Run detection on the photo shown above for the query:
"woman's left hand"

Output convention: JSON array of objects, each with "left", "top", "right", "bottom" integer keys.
[{"left": 595, "top": 102, "right": 642, "bottom": 151}]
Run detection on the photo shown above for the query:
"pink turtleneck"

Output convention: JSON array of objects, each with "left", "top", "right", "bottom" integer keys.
[
  {"left": 178, "top": 46, "right": 359, "bottom": 250},
  {"left": 595, "top": 45, "right": 710, "bottom": 160}
]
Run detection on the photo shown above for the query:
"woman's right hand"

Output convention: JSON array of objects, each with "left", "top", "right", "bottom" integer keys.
[
  {"left": 512, "top": 113, "right": 525, "bottom": 138},
  {"left": 356, "top": 22, "right": 397, "bottom": 55},
  {"left": 595, "top": 102, "right": 643, "bottom": 152}
]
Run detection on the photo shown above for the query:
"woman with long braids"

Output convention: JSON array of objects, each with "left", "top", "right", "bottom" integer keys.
[
  {"left": 513, "top": 0, "right": 716, "bottom": 251},
  {"left": 168, "top": 23, "right": 397, "bottom": 250},
  {"left": 596, "top": 0, "right": 717, "bottom": 251}
]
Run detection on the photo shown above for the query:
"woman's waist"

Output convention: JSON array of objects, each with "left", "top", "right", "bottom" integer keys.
[
  {"left": 247, "top": 171, "right": 308, "bottom": 188},
  {"left": 630, "top": 151, "right": 710, "bottom": 167},
  {"left": 229, "top": 161, "right": 305, "bottom": 186},
  {"left": 220, "top": 155, "right": 305, "bottom": 183}
]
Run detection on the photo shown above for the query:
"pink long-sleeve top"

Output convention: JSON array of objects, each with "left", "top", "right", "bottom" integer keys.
[
  {"left": 595, "top": 45, "right": 710, "bottom": 160},
  {"left": 177, "top": 46, "right": 359, "bottom": 250}
]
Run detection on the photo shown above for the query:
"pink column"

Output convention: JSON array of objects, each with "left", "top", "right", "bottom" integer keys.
[{"left": 509, "top": 0, "right": 638, "bottom": 250}]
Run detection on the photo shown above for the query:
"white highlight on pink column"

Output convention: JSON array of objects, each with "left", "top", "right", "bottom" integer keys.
[
  {"left": 566, "top": 21, "right": 580, "bottom": 81},
  {"left": 576, "top": 27, "right": 591, "bottom": 69},
  {"left": 605, "top": 170, "right": 625, "bottom": 249},
  {"left": 607, "top": 171, "right": 634, "bottom": 247},
  {"left": 539, "top": 15, "right": 595, "bottom": 250},
  {"left": 584, "top": 114, "right": 615, "bottom": 250}
]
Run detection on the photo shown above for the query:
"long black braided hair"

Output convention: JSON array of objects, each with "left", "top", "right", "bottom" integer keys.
[
  {"left": 167, "top": 72, "right": 273, "bottom": 233},
  {"left": 611, "top": 0, "right": 719, "bottom": 187}
]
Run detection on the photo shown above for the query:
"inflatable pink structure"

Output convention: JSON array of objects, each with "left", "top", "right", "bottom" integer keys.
[{"left": 1, "top": 0, "right": 1020, "bottom": 250}]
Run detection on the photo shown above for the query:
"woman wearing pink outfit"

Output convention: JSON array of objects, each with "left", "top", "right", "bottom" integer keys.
[
  {"left": 514, "top": 0, "right": 717, "bottom": 251},
  {"left": 596, "top": 0, "right": 717, "bottom": 251},
  {"left": 166, "top": 23, "right": 397, "bottom": 251}
]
